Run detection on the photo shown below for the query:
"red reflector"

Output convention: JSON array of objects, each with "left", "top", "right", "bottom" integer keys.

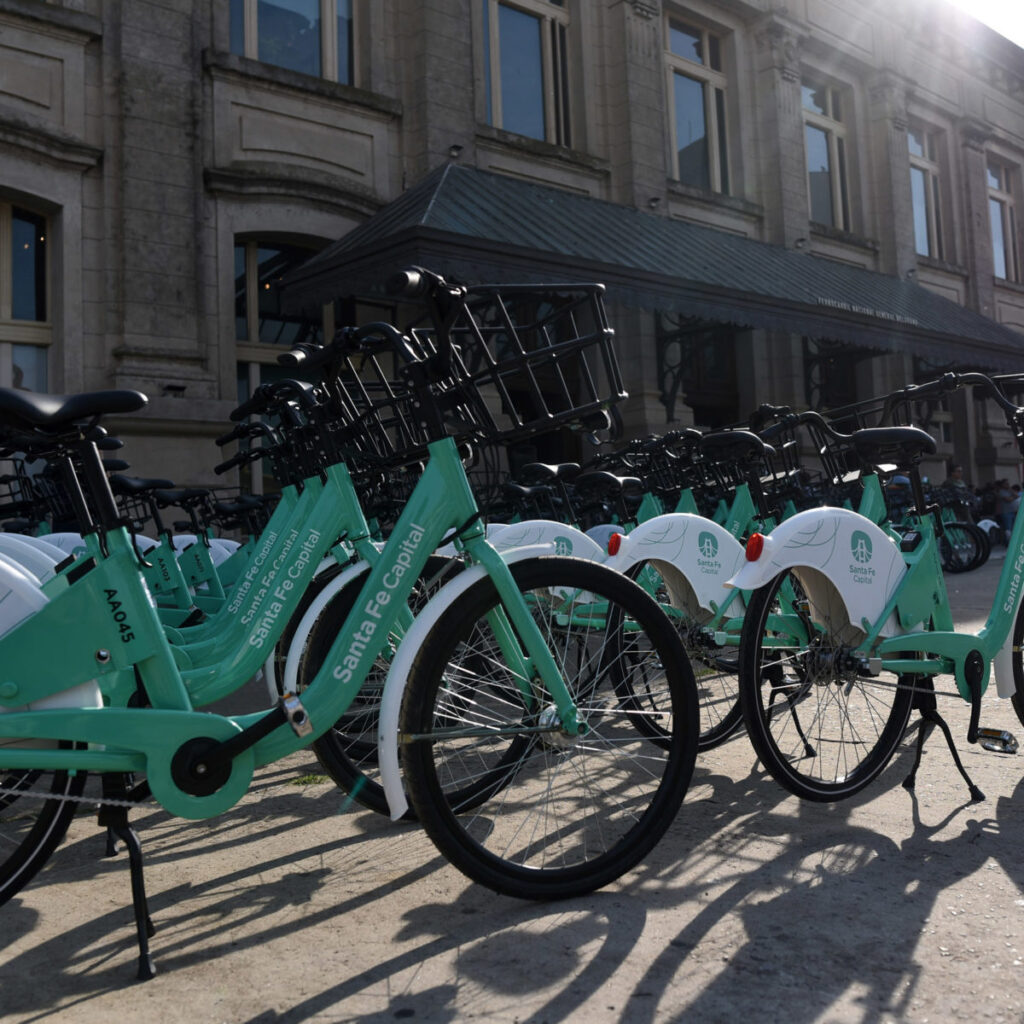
[
  {"left": 607, "top": 532, "right": 623, "bottom": 556},
  {"left": 746, "top": 533, "right": 765, "bottom": 561}
]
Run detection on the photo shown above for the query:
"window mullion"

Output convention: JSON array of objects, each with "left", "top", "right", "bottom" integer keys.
[
  {"left": 704, "top": 82, "right": 719, "bottom": 193},
  {"left": 0, "top": 204, "right": 10, "bottom": 322},
  {"left": 540, "top": 14, "right": 554, "bottom": 143},
  {"left": 246, "top": 242, "right": 259, "bottom": 344},
  {"left": 321, "top": 0, "right": 337, "bottom": 80},
  {"left": 245, "top": 0, "right": 259, "bottom": 60},
  {"left": 489, "top": 1, "right": 503, "bottom": 130}
]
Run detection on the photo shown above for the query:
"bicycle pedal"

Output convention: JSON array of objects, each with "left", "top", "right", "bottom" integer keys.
[{"left": 976, "top": 727, "right": 1018, "bottom": 754}]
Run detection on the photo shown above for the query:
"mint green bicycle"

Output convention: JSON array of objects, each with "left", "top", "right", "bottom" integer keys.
[
  {"left": 735, "top": 371, "right": 1022, "bottom": 803},
  {"left": 0, "top": 270, "right": 699, "bottom": 978}
]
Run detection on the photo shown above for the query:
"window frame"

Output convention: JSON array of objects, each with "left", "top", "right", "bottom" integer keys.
[
  {"left": 802, "top": 77, "right": 850, "bottom": 232},
  {"left": 482, "top": 0, "right": 572, "bottom": 147},
  {"left": 231, "top": 0, "right": 356, "bottom": 85},
  {"left": 987, "top": 157, "right": 1020, "bottom": 283},
  {"left": 0, "top": 201, "right": 51, "bottom": 391},
  {"left": 664, "top": 15, "right": 729, "bottom": 194},
  {"left": 908, "top": 123, "right": 945, "bottom": 261}
]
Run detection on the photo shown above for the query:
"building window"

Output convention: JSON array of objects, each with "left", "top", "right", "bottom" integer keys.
[
  {"left": 0, "top": 202, "right": 50, "bottom": 391},
  {"left": 234, "top": 239, "right": 330, "bottom": 493},
  {"left": 802, "top": 78, "right": 850, "bottom": 231},
  {"left": 230, "top": 0, "right": 354, "bottom": 84},
  {"left": 987, "top": 159, "right": 1020, "bottom": 283},
  {"left": 908, "top": 125, "right": 944, "bottom": 260},
  {"left": 482, "top": 0, "right": 571, "bottom": 147},
  {"left": 665, "top": 18, "right": 728, "bottom": 193}
]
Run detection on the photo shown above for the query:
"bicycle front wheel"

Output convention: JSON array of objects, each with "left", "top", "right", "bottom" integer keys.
[
  {"left": 400, "top": 556, "right": 698, "bottom": 900},
  {"left": 0, "top": 759, "right": 86, "bottom": 904},
  {"left": 738, "top": 568, "right": 914, "bottom": 802}
]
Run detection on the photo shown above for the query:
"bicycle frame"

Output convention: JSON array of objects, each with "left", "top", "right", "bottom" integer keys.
[{"left": 0, "top": 437, "right": 583, "bottom": 821}]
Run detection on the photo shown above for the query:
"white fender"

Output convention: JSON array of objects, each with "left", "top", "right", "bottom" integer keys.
[
  {"left": 0, "top": 555, "right": 101, "bottom": 747},
  {"left": 603, "top": 514, "right": 746, "bottom": 619},
  {"left": 726, "top": 508, "right": 907, "bottom": 637},
  {"left": 378, "top": 544, "right": 554, "bottom": 820},
  {"left": 487, "top": 520, "right": 605, "bottom": 560},
  {"left": 0, "top": 534, "right": 60, "bottom": 584},
  {"left": 435, "top": 522, "right": 508, "bottom": 557}
]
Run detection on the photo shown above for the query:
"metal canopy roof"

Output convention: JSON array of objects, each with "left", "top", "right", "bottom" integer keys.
[{"left": 284, "top": 163, "right": 1024, "bottom": 370}]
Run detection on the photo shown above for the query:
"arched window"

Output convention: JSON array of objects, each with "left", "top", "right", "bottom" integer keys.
[{"left": 0, "top": 201, "right": 50, "bottom": 391}]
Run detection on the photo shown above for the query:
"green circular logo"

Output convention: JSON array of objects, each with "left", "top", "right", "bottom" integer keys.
[
  {"left": 851, "top": 530, "right": 873, "bottom": 564},
  {"left": 698, "top": 531, "right": 719, "bottom": 559},
  {"left": 553, "top": 535, "right": 574, "bottom": 556}
]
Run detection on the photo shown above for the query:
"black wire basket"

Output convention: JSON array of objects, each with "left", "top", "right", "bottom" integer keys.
[{"left": 330, "top": 282, "right": 626, "bottom": 469}]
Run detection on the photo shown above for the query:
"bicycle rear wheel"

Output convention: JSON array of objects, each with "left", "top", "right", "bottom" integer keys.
[
  {"left": 400, "top": 556, "right": 698, "bottom": 900},
  {"left": 738, "top": 567, "right": 914, "bottom": 802},
  {"left": 0, "top": 758, "right": 85, "bottom": 904}
]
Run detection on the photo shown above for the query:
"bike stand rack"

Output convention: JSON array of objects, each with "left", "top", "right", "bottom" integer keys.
[
  {"left": 99, "top": 774, "right": 157, "bottom": 981},
  {"left": 902, "top": 683, "right": 984, "bottom": 803}
]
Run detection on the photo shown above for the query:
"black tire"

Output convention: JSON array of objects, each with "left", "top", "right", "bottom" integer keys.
[
  {"left": 938, "top": 522, "right": 983, "bottom": 573},
  {"left": 0, "top": 760, "right": 86, "bottom": 904},
  {"left": 738, "top": 567, "right": 914, "bottom": 802},
  {"left": 299, "top": 555, "right": 460, "bottom": 815},
  {"left": 626, "top": 559, "right": 743, "bottom": 751},
  {"left": 400, "top": 556, "right": 698, "bottom": 900}
]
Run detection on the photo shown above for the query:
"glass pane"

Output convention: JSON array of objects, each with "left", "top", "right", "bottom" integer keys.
[
  {"left": 802, "top": 82, "right": 827, "bottom": 116},
  {"left": 910, "top": 166, "right": 930, "bottom": 257},
  {"left": 12, "top": 345, "right": 47, "bottom": 392},
  {"left": 669, "top": 20, "right": 703, "bottom": 64},
  {"left": 907, "top": 128, "right": 924, "bottom": 159},
  {"left": 674, "top": 73, "right": 709, "bottom": 190},
  {"left": 255, "top": 245, "right": 323, "bottom": 346},
  {"left": 257, "top": 0, "right": 321, "bottom": 77},
  {"left": 337, "top": 0, "right": 353, "bottom": 84},
  {"left": 235, "top": 244, "right": 248, "bottom": 341},
  {"left": 990, "top": 197, "right": 1007, "bottom": 278},
  {"left": 230, "top": 0, "right": 245, "bottom": 54},
  {"left": 498, "top": 4, "right": 545, "bottom": 141},
  {"left": 708, "top": 34, "right": 721, "bottom": 72},
  {"left": 837, "top": 136, "right": 849, "bottom": 228},
  {"left": 987, "top": 163, "right": 1002, "bottom": 190},
  {"left": 11, "top": 208, "right": 46, "bottom": 322},
  {"left": 805, "top": 124, "right": 833, "bottom": 226}
]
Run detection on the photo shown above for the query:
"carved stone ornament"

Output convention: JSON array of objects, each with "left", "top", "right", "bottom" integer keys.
[
  {"left": 629, "top": 0, "right": 660, "bottom": 18},
  {"left": 755, "top": 15, "right": 802, "bottom": 83},
  {"left": 958, "top": 116, "right": 994, "bottom": 153}
]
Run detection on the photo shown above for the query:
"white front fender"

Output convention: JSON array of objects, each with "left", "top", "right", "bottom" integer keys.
[
  {"left": 726, "top": 508, "right": 907, "bottom": 636},
  {"left": 377, "top": 544, "right": 555, "bottom": 820}
]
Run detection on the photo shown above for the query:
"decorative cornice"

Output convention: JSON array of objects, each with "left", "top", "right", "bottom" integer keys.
[
  {"left": 204, "top": 165, "right": 382, "bottom": 219},
  {"left": 0, "top": 116, "right": 102, "bottom": 172}
]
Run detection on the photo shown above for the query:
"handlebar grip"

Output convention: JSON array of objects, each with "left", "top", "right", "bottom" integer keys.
[
  {"left": 386, "top": 267, "right": 428, "bottom": 298},
  {"left": 215, "top": 422, "right": 252, "bottom": 447},
  {"left": 213, "top": 449, "right": 263, "bottom": 476}
]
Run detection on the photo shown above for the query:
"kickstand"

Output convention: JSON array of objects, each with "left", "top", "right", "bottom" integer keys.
[
  {"left": 902, "top": 682, "right": 984, "bottom": 803},
  {"left": 98, "top": 775, "right": 157, "bottom": 981}
]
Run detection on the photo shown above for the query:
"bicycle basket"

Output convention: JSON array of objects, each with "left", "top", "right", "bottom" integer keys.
[{"left": 414, "top": 282, "right": 626, "bottom": 443}]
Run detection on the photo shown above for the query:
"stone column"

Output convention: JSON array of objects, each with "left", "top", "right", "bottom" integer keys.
[
  {"left": 958, "top": 116, "right": 997, "bottom": 319},
  {"left": 867, "top": 71, "right": 916, "bottom": 279},
  {"left": 751, "top": 12, "right": 809, "bottom": 249},
  {"left": 603, "top": 0, "right": 669, "bottom": 210}
]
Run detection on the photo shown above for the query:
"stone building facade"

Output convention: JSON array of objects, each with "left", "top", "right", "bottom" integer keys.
[{"left": 2, "top": 0, "right": 1024, "bottom": 489}]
